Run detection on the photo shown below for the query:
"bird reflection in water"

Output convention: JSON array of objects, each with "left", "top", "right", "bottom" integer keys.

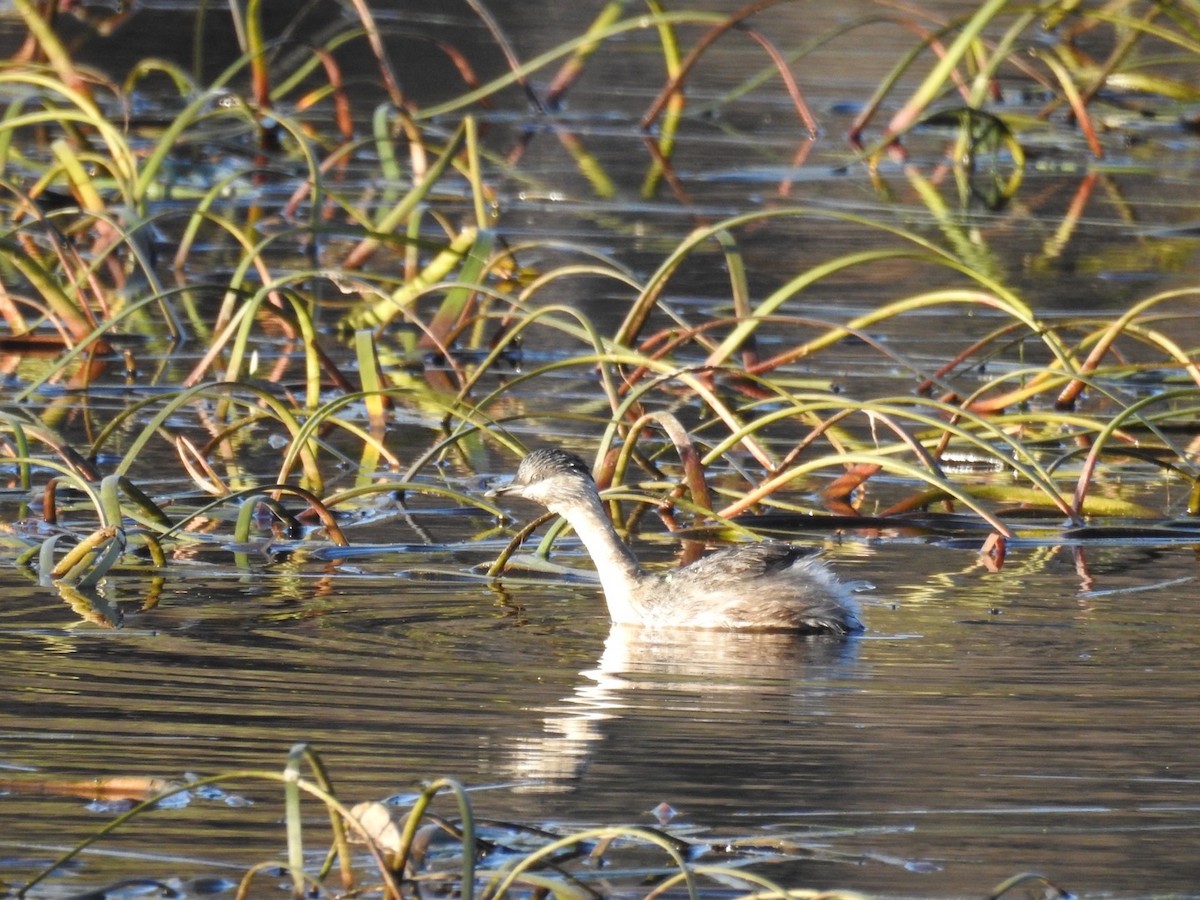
[{"left": 506, "top": 624, "right": 862, "bottom": 793}]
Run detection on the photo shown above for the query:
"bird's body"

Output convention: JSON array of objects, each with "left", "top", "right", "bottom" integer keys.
[{"left": 487, "top": 448, "right": 863, "bottom": 635}]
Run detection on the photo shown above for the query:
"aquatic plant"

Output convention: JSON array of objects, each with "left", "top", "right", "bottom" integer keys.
[
  {"left": 0, "top": 2, "right": 1195, "bottom": 602},
  {"left": 17, "top": 742, "right": 1072, "bottom": 900},
  {"left": 848, "top": 0, "right": 1200, "bottom": 161},
  {"left": 1, "top": 4, "right": 1197, "bottom": 898}
]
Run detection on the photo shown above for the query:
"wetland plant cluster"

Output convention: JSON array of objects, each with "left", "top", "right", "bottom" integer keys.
[{"left": 3, "top": 0, "right": 1200, "bottom": 896}]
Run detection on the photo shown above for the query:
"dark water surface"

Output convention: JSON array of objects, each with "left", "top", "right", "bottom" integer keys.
[
  {"left": 2, "top": 1, "right": 1200, "bottom": 898},
  {"left": 4, "top": 538, "right": 1199, "bottom": 896}
]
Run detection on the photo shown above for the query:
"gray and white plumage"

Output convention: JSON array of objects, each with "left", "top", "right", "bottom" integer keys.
[{"left": 488, "top": 448, "right": 863, "bottom": 635}]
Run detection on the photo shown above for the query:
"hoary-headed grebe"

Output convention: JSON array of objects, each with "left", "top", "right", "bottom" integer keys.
[{"left": 488, "top": 448, "right": 863, "bottom": 635}]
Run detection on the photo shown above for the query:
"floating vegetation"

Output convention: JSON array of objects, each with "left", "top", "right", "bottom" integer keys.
[
  {"left": 13, "top": 743, "right": 1073, "bottom": 900},
  {"left": 2, "top": 0, "right": 1199, "bottom": 896},
  {"left": 0, "top": 0, "right": 1196, "bottom": 596}
]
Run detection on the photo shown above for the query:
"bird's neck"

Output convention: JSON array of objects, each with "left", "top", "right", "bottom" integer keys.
[{"left": 550, "top": 492, "right": 646, "bottom": 625}]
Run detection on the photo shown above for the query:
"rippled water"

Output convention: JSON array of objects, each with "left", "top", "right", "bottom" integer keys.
[
  {"left": 5, "top": 534, "right": 1199, "bottom": 896},
  {"left": 3, "top": 1, "right": 1200, "bottom": 897}
]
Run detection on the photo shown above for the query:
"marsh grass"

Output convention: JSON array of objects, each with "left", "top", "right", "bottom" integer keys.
[
  {"left": 1, "top": 3, "right": 1196, "bottom": 897},
  {"left": 847, "top": 0, "right": 1200, "bottom": 160},
  {"left": 0, "top": 0, "right": 1197, "bottom": 592},
  {"left": 22, "top": 742, "right": 1070, "bottom": 900}
]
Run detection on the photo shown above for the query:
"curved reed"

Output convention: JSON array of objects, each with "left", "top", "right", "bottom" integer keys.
[
  {"left": 1, "top": 7, "right": 1190, "bottom": 899},
  {"left": 0, "top": 1, "right": 1189, "bottom": 594}
]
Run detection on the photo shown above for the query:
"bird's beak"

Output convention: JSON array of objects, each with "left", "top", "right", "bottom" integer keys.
[{"left": 484, "top": 479, "right": 513, "bottom": 499}]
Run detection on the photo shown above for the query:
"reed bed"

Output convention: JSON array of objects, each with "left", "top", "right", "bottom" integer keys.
[
  {"left": 0, "top": 3, "right": 1193, "bottom": 592},
  {"left": 1, "top": 1, "right": 1197, "bottom": 893},
  {"left": 0, "top": 0, "right": 1195, "bottom": 577}
]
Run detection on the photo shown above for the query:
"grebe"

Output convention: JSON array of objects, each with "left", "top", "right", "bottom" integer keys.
[{"left": 487, "top": 448, "right": 863, "bottom": 635}]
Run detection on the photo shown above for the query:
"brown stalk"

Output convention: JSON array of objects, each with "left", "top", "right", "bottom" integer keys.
[
  {"left": 641, "top": 0, "right": 796, "bottom": 130},
  {"left": 848, "top": 15, "right": 959, "bottom": 147},
  {"left": 294, "top": 46, "right": 354, "bottom": 142},
  {"left": 639, "top": 134, "right": 693, "bottom": 206},
  {"left": 463, "top": 0, "right": 543, "bottom": 111},
  {"left": 822, "top": 463, "right": 883, "bottom": 508},
  {"left": 618, "top": 410, "right": 713, "bottom": 512},
  {"left": 345, "top": 0, "right": 406, "bottom": 108},
  {"left": 740, "top": 26, "right": 818, "bottom": 136}
]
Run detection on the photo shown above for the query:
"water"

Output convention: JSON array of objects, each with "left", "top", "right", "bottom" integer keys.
[
  {"left": 4, "top": 537, "right": 1199, "bottom": 896},
  {"left": 2, "top": 1, "right": 1200, "bottom": 897}
]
